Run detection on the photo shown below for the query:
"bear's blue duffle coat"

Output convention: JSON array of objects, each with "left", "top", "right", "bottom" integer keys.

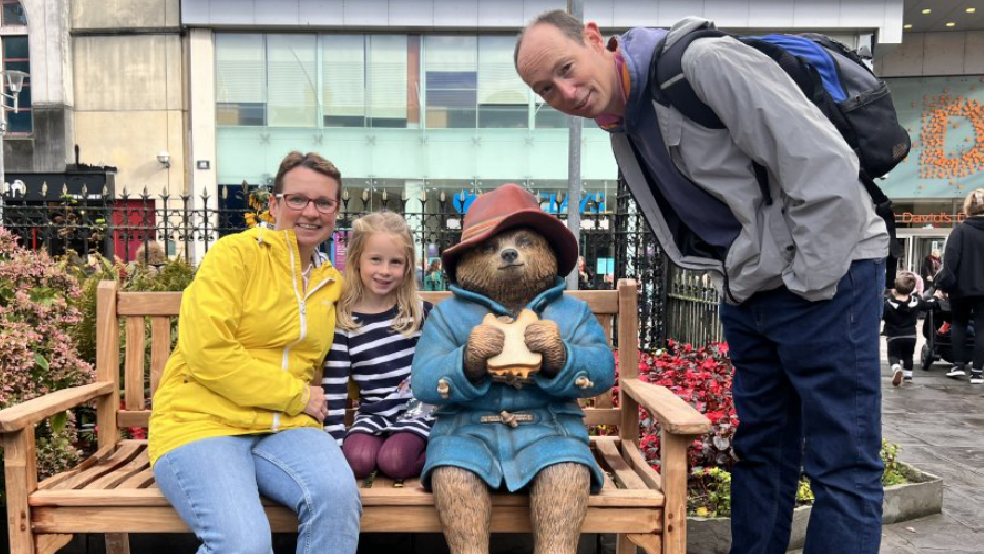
[{"left": 412, "top": 277, "right": 616, "bottom": 492}]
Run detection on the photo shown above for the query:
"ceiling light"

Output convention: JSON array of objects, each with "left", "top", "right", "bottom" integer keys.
[
  {"left": 968, "top": 8, "right": 977, "bottom": 13},
  {"left": 904, "top": 23, "right": 913, "bottom": 29},
  {"left": 946, "top": 21, "right": 956, "bottom": 26},
  {"left": 922, "top": 8, "right": 932, "bottom": 14}
]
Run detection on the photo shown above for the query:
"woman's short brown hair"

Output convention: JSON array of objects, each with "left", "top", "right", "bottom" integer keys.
[
  {"left": 273, "top": 151, "right": 342, "bottom": 197},
  {"left": 963, "top": 188, "right": 984, "bottom": 217}
]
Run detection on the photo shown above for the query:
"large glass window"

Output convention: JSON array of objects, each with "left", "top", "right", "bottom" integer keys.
[
  {"left": 2, "top": 35, "right": 31, "bottom": 133},
  {"left": 215, "top": 34, "right": 266, "bottom": 126},
  {"left": 322, "top": 35, "right": 365, "bottom": 127},
  {"left": 267, "top": 35, "right": 318, "bottom": 127},
  {"left": 367, "top": 35, "right": 408, "bottom": 128},
  {"left": 1, "top": 0, "right": 26, "bottom": 25},
  {"left": 534, "top": 101, "right": 567, "bottom": 129},
  {"left": 424, "top": 36, "right": 477, "bottom": 129},
  {"left": 477, "top": 37, "right": 527, "bottom": 128}
]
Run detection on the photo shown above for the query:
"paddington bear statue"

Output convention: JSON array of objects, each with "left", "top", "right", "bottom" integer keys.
[{"left": 411, "top": 183, "right": 616, "bottom": 554}]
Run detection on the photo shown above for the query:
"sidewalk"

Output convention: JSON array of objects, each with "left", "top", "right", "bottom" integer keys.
[{"left": 793, "top": 330, "right": 984, "bottom": 553}]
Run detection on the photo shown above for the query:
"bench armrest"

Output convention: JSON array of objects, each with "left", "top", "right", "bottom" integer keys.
[
  {"left": 0, "top": 381, "right": 115, "bottom": 432},
  {"left": 620, "top": 379, "right": 712, "bottom": 436}
]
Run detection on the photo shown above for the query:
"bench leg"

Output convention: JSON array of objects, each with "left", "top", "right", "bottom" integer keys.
[
  {"left": 3, "top": 428, "right": 37, "bottom": 554},
  {"left": 105, "top": 533, "right": 131, "bottom": 554},
  {"left": 659, "top": 432, "right": 690, "bottom": 554}
]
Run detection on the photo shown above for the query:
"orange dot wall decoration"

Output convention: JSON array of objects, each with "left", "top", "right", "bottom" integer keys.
[{"left": 883, "top": 76, "right": 984, "bottom": 199}]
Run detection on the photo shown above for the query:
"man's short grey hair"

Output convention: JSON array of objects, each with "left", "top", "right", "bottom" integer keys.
[{"left": 513, "top": 9, "right": 585, "bottom": 69}]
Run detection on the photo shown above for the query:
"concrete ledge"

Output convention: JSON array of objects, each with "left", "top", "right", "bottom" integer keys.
[
  {"left": 883, "top": 463, "right": 944, "bottom": 524},
  {"left": 685, "top": 462, "right": 943, "bottom": 554}
]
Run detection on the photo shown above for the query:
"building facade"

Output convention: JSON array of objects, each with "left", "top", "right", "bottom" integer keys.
[
  {"left": 1, "top": 0, "right": 187, "bottom": 258},
  {"left": 176, "top": 0, "right": 908, "bottom": 264},
  {"left": 875, "top": 19, "right": 984, "bottom": 274},
  {"left": 15, "top": 0, "right": 983, "bottom": 278}
]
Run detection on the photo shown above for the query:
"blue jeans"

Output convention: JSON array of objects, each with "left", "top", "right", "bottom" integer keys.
[
  {"left": 153, "top": 427, "right": 361, "bottom": 554},
  {"left": 720, "top": 259, "right": 884, "bottom": 554}
]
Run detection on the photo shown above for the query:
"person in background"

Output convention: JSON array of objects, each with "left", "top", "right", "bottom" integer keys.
[
  {"left": 938, "top": 188, "right": 984, "bottom": 383},
  {"left": 423, "top": 258, "right": 445, "bottom": 291},
  {"left": 515, "top": 11, "right": 889, "bottom": 554},
  {"left": 883, "top": 271, "right": 938, "bottom": 386},
  {"left": 577, "top": 255, "right": 595, "bottom": 290},
  {"left": 148, "top": 151, "right": 361, "bottom": 554},
  {"left": 133, "top": 241, "right": 167, "bottom": 275},
  {"left": 323, "top": 212, "right": 434, "bottom": 480},
  {"left": 921, "top": 249, "right": 942, "bottom": 287}
]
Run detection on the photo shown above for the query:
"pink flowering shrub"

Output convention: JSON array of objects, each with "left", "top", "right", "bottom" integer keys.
[{"left": 0, "top": 227, "right": 96, "bottom": 505}]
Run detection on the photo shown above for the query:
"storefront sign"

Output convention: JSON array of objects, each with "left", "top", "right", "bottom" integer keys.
[{"left": 897, "top": 212, "right": 968, "bottom": 225}]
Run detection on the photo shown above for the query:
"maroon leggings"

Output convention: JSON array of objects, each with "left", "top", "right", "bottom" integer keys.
[{"left": 342, "top": 432, "right": 426, "bottom": 480}]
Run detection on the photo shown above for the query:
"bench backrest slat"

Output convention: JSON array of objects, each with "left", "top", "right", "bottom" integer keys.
[
  {"left": 149, "top": 317, "right": 171, "bottom": 397},
  {"left": 108, "top": 282, "right": 637, "bottom": 432},
  {"left": 124, "top": 318, "right": 147, "bottom": 411}
]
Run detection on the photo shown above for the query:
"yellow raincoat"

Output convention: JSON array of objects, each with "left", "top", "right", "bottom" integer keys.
[{"left": 149, "top": 228, "right": 342, "bottom": 466}]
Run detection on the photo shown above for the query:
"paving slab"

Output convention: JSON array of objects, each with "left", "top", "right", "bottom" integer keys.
[{"left": 873, "top": 330, "right": 984, "bottom": 553}]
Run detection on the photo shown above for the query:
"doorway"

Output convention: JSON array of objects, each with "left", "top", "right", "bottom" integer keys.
[{"left": 896, "top": 228, "right": 950, "bottom": 284}]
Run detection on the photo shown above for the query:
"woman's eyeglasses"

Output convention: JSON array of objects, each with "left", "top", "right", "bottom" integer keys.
[{"left": 276, "top": 193, "right": 340, "bottom": 214}]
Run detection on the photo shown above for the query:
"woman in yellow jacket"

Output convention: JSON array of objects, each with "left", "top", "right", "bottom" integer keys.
[{"left": 149, "top": 151, "right": 361, "bottom": 554}]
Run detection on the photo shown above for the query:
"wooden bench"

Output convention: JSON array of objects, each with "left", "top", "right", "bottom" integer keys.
[{"left": 1, "top": 279, "right": 711, "bottom": 554}]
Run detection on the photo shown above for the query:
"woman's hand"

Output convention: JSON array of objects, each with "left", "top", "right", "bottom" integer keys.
[{"left": 303, "top": 385, "right": 328, "bottom": 422}]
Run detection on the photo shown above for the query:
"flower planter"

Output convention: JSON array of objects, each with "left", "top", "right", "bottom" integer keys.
[{"left": 685, "top": 462, "right": 943, "bottom": 554}]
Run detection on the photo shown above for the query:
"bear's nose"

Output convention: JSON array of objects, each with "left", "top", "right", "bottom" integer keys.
[{"left": 501, "top": 249, "right": 518, "bottom": 263}]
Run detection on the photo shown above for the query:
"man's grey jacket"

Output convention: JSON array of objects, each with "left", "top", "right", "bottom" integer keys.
[{"left": 606, "top": 17, "right": 889, "bottom": 304}]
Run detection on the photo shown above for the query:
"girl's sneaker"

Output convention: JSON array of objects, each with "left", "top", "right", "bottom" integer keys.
[
  {"left": 971, "top": 371, "right": 984, "bottom": 385},
  {"left": 903, "top": 369, "right": 913, "bottom": 383},
  {"left": 891, "top": 364, "right": 904, "bottom": 386},
  {"left": 946, "top": 364, "right": 967, "bottom": 379}
]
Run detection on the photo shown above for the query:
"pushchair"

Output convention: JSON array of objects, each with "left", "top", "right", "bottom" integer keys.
[{"left": 921, "top": 292, "right": 976, "bottom": 371}]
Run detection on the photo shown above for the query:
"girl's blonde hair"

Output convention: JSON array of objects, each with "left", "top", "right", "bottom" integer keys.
[
  {"left": 336, "top": 212, "right": 424, "bottom": 337},
  {"left": 963, "top": 188, "right": 984, "bottom": 217}
]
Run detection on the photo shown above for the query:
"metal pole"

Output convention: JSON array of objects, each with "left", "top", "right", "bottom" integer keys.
[{"left": 565, "top": 0, "right": 584, "bottom": 291}]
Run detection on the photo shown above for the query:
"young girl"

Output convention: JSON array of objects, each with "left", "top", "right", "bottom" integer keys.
[{"left": 322, "top": 211, "right": 434, "bottom": 480}]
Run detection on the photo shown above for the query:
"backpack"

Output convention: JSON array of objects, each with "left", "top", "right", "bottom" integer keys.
[{"left": 649, "top": 23, "right": 909, "bottom": 285}]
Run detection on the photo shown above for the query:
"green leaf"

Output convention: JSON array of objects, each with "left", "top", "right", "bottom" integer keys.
[
  {"left": 34, "top": 352, "right": 49, "bottom": 371},
  {"left": 28, "top": 287, "right": 57, "bottom": 306},
  {"left": 51, "top": 411, "right": 67, "bottom": 433}
]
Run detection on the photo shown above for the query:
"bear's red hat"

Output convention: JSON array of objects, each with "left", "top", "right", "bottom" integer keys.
[{"left": 441, "top": 184, "right": 578, "bottom": 282}]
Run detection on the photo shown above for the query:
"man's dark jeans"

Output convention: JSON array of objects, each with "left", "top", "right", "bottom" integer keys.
[{"left": 721, "top": 259, "right": 885, "bottom": 554}]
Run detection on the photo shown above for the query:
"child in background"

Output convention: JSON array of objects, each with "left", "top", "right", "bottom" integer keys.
[
  {"left": 883, "top": 271, "right": 939, "bottom": 386},
  {"left": 323, "top": 212, "right": 434, "bottom": 480}
]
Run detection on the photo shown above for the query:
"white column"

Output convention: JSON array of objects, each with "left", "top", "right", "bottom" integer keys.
[{"left": 188, "top": 28, "right": 218, "bottom": 264}]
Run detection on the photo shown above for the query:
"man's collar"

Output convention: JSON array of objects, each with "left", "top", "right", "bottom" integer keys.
[{"left": 594, "top": 36, "right": 631, "bottom": 132}]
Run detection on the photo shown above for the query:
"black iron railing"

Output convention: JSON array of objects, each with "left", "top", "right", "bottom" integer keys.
[{"left": 1, "top": 181, "right": 726, "bottom": 349}]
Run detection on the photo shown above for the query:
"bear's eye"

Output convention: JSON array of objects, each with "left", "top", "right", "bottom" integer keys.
[
  {"left": 482, "top": 242, "right": 496, "bottom": 254},
  {"left": 516, "top": 235, "right": 531, "bottom": 247}
]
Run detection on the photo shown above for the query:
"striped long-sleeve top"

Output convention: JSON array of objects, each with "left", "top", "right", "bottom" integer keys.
[{"left": 322, "top": 302, "right": 434, "bottom": 444}]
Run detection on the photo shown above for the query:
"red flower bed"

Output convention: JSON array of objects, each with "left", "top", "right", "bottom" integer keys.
[{"left": 616, "top": 340, "right": 738, "bottom": 472}]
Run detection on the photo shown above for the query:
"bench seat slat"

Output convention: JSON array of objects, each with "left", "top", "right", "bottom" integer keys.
[
  {"left": 51, "top": 443, "right": 144, "bottom": 490},
  {"left": 32, "top": 505, "right": 661, "bottom": 534},
  {"left": 595, "top": 437, "right": 648, "bottom": 490},
  {"left": 86, "top": 450, "right": 151, "bottom": 490},
  {"left": 36, "top": 444, "right": 117, "bottom": 490},
  {"left": 30, "top": 483, "right": 662, "bottom": 507},
  {"left": 116, "top": 468, "right": 156, "bottom": 489}
]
